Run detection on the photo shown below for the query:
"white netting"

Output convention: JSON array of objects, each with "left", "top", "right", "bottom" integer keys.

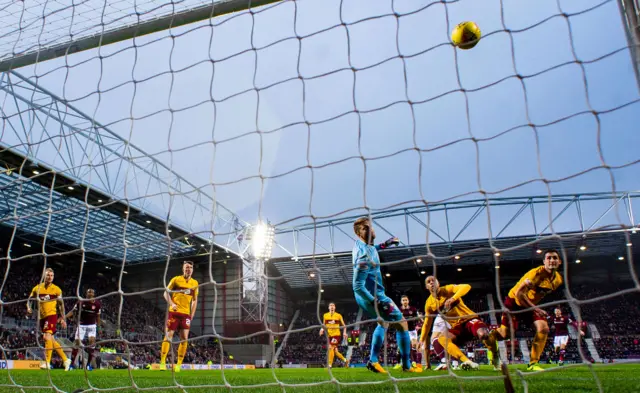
[{"left": 0, "top": 0, "right": 639, "bottom": 391}]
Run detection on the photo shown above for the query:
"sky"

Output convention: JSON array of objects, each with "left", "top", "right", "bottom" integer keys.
[{"left": 1, "top": 0, "right": 639, "bottom": 256}]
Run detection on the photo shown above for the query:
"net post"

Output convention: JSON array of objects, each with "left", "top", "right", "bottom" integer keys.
[
  {"left": 618, "top": 0, "right": 640, "bottom": 92},
  {"left": 0, "top": 0, "right": 285, "bottom": 72}
]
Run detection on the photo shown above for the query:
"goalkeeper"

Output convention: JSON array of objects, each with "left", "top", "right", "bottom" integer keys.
[{"left": 352, "top": 217, "right": 421, "bottom": 374}]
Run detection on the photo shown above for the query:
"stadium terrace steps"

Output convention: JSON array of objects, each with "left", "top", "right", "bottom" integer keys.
[
  {"left": 519, "top": 340, "right": 531, "bottom": 363},
  {"left": 586, "top": 338, "right": 602, "bottom": 363}
]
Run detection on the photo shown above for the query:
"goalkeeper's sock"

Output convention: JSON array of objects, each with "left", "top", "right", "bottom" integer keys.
[
  {"left": 437, "top": 335, "right": 469, "bottom": 363},
  {"left": 177, "top": 342, "right": 188, "bottom": 365},
  {"left": 396, "top": 330, "right": 412, "bottom": 369},
  {"left": 327, "top": 349, "right": 335, "bottom": 367},
  {"left": 160, "top": 340, "right": 171, "bottom": 364},
  {"left": 530, "top": 331, "right": 548, "bottom": 364},
  {"left": 369, "top": 325, "right": 386, "bottom": 363},
  {"left": 53, "top": 340, "right": 68, "bottom": 362},
  {"left": 334, "top": 349, "right": 345, "bottom": 362},
  {"left": 45, "top": 339, "right": 53, "bottom": 364}
]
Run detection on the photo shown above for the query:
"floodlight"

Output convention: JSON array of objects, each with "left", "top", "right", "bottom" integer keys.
[{"left": 251, "top": 222, "right": 275, "bottom": 260}]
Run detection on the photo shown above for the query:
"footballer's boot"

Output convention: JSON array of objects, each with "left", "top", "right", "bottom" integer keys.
[
  {"left": 461, "top": 360, "right": 479, "bottom": 371},
  {"left": 366, "top": 361, "right": 387, "bottom": 374},
  {"left": 434, "top": 363, "right": 448, "bottom": 371},
  {"left": 174, "top": 364, "right": 181, "bottom": 373},
  {"left": 526, "top": 362, "right": 544, "bottom": 371},
  {"left": 63, "top": 359, "right": 72, "bottom": 372},
  {"left": 392, "top": 363, "right": 402, "bottom": 370},
  {"left": 344, "top": 360, "right": 350, "bottom": 368},
  {"left": 158, "top": 363, "right": 167, "bottom": 371},
  {"left": 403, "top": 364, "right": 423, "bottom": 373}
]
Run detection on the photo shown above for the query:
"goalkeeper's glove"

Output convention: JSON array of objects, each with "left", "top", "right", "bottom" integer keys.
[{"left": 378, "top": 237, "right": 400, "bottom": 249}]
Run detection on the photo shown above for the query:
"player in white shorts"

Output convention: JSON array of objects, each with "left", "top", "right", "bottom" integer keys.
[
  {"left": 67, "top": 288, "right": 102, "bottom": 369},
  {"left": 428, "top": 315, "right": 456, "bottom": 370}
]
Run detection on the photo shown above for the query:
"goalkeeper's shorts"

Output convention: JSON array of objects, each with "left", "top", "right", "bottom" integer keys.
[{"left": 355, "top": 294, "right": 403, "bottom": 322}]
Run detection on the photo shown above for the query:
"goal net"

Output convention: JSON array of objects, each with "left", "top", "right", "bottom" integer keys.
[{"left": 0, "top": 0, "right": 639, "bottom": 392}]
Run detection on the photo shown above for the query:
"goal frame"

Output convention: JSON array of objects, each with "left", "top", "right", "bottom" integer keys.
[{"left": 0, "top": 0, "right": 284, "bottom": 72}]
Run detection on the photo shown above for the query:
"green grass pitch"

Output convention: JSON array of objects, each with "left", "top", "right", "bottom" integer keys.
[{"left": 1, "top": 364, "right": 639, "bottom": 392}]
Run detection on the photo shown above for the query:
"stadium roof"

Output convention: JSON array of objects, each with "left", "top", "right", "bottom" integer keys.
[
  {"left": 269, "top": 192, "right": 640, "bottom": 292},
  {"left": 0, "top": 147, "right": 225, "bottom": 263},
  {"left": 0, "top": 70, "right": 252, "bottom": 265}
]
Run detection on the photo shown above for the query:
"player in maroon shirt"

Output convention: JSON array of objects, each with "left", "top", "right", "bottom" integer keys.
[
  {"left": 66, "top": 288, "right": 102, "bottom": 370},
  {"left": 551, "top": 307, "right": 585, "bottom": 365},
  {"left": 393, "top": 295, "right": 422, "bottom": 369}
]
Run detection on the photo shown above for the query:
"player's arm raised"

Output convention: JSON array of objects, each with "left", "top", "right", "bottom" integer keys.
[
  {"left": 514, "top": 275, "right": 546, "bottom": 317},
  {"left": 375, "top": 237, "right": 400, "bottom": 251}
]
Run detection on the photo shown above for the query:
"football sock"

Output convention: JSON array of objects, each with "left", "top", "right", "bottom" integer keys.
[
  {"left": 369, "top": 325, "right": 386, "bottom": 363},
  {"left": 88, "top": 348, "right": 95, "bottom": 363},
  {"left": 160, "top": 340, "right": 171, "bottom": 364},
  {"left": 483, "top": 334, "right": 498, "bottom": 360},
  {"left": 437, "top": 335, "right": 469, "bottom": 363},
  {"left": 71, "top": 348, "right": 78, "bottom": 365},
  {"left": 396, "top": 330, "right": 412, "bottom": 369},
  {"left": 53, "top": 340, "right": 67, "bottom": 361},
  {"left": 395, "top": 351, "right": 401, "bottom": 364},
  {"left": 410, "top": 348, "right": 417, "bottom": 363},
  {"left": 45, "top": 339, "right": 53, "bottom": 364},
  {"left": 177, "top": 341, "right": 188, "bottom": 365},
  {"left": 559, "top": 349, "right": 566, "bottom": 362},
  {"left": 334, "top": 349, "right": 346, "bottom": 362},
  {"left": 530, "top": 331, "right": 547, "bottom": 364},
  {"left": 327, "top": 349, "right": 335, "bottom": 366}
]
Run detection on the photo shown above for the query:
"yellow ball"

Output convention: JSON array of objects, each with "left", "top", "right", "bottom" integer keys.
[{"left": 451, "top": 21, "right": 481, "bottom": 50}]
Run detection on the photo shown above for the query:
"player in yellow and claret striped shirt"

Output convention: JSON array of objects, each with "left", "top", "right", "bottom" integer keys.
[
  {"left": 159, "top": 260, "right": 199, "bottom": 371},
  {"left": 319, "top": 303, "right": 349, "bottom": 368}
]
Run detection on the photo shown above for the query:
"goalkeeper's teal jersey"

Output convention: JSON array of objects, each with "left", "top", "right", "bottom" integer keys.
[{"left": 352, "top": 239, "right": 386, "bottom": 303}]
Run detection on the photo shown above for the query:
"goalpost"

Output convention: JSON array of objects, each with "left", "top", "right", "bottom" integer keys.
[{"left": 1, "top": 0, "right": 640, "bottom": 392}]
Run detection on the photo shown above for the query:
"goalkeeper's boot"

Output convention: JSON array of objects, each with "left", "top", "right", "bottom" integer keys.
[
  {"left": 366, "top": 361, "right": 387, "bottom": 374},
  {"left": 158, "top": 363, "right": 167, "bottom": 371},
  {"left": 64, "top": 359, "right": 72, "bottom": 372},
  {"left": 392, "top": 363, "right": 402, "bottom": 370},
  {"left": 403, "top": 364, "right": 423, "bottom": 373},
  {"left": 461, "top": 360, "right": 479, "bottom": 371},
  {"left": 526, "top": 362, "right": 544, "bottom": 372}
]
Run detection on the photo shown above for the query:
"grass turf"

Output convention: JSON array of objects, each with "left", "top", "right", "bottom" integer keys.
[{"left": 0, "top": 364, "right": 638, "bottom": 392}]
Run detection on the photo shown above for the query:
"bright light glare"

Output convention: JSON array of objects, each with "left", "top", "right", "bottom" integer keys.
[{"left": 252, "top": 222, "right": 275, "bottom": 260}]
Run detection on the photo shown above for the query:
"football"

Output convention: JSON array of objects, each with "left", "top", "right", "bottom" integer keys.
[{"left": 451, "top": 21, "right": 481, "bottom": 50}]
